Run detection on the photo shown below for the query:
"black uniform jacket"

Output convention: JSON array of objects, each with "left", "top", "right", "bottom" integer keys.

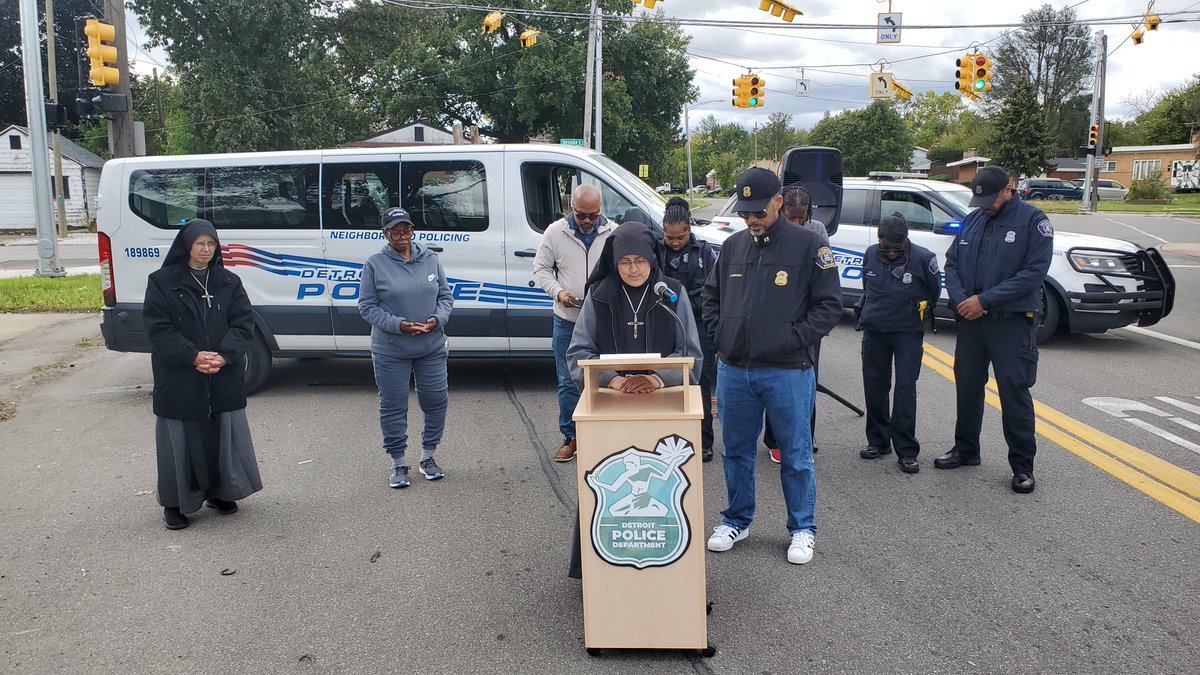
[
  {"left": 858, "top": 243, "right": 941, "bottom": 333},
  {"left": 701, "top": 216, "right": 842, "bottom": 369},
  {"left": 945, "top": 198, "right": 1053, "bottom": 315},
  {"left": 144, "top": 260, "right": 256, "bottom": 421},
  {"left": 661, "top": 236, "right": 717, "bottom": 325}
]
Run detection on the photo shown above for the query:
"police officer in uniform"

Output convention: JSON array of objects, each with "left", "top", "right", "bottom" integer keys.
[
  {"left": 936, "top": 166, "right": 1053, "bottom": 493},
  {"left": 857, "top": 214, "right": 941, "bottom": 474}
]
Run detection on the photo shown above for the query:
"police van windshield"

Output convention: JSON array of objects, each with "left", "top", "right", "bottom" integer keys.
[
  {"left": 589, "top": 152, "right": 666, "bottom": 220},
  {"left": 938, "top": 186, "right": 973, "bottom": 214}
]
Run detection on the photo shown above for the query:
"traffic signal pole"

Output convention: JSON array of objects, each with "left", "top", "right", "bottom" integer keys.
[
  {"left": 582, "top": 0, "right": 598, "bottom": 149},
  {"left": 18, "top": 0, "right": 64, "bottom": 276},
  {"left": 104, "top": 0, "right": 136, "bottom": 158},
  {"left": 1082, "top": 30, "right": 1107, "bottom": 212},
  {"left": 46, "top": 0, "right": 69, "bottom": 237}
]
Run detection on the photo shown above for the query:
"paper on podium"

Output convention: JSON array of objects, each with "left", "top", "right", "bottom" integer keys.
[{"left": 595, "top": 353, "right": 664, "bottom": 361}]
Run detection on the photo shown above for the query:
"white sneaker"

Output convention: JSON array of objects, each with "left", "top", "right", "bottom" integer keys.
[
  {"left": 787, "top": 530, "right": 815, "bottom": 564},
  {"left": 706, "top": 524, "right": 748, "bottom": 552}
]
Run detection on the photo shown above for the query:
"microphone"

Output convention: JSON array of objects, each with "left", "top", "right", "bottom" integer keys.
[{"left": 653, "top": 281, "right": 678, "bottom": 303}]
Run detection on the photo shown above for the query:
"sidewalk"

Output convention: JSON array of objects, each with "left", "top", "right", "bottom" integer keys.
[{"left": 0, "top": 231, "right": 99, "bottom": 279}]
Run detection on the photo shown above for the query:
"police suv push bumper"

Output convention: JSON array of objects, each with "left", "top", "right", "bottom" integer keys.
[{"left": 1064, "top": 246, "right": 1176, "bottom": 328}]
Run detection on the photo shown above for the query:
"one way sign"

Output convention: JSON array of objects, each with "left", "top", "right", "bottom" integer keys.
[{"left": 877, "top": 13, "right": 901, "bottom": 44}]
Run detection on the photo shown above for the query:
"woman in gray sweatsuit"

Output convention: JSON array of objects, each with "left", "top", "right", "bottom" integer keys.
[{"left": 358, "top": 207, "right": 454, "bottom": 488}]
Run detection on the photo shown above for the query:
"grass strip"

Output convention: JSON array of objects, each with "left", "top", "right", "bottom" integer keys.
[{"left": 0, "top": 274, "right": 101, "bottom": 312}]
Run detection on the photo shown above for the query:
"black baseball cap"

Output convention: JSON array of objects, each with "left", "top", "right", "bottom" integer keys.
[
  {"left": 733, "top": 167, "right": 782, "bottom": 212},
  {"left": 969, "top": 166, "right": 1010, "bottom": 208},
  {"left": 381, "top": 207, "right": 414, "bottom": 230}
]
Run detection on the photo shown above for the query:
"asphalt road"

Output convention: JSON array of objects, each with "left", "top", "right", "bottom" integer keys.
[{"left": 1, "top": 212, "right": 1197, "bottom": 673}]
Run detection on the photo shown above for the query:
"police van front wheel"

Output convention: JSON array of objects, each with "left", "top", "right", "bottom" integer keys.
[
  {"left": 1036, "top": 285, "right": 1063, "bottom": 344},
  {"left": 244, "top": 330, "right": 273, "bottom": 394}
]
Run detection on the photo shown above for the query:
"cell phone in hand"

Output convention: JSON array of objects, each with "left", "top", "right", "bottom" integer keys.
[{"left": 569, "top": 297, "right": 585, "bottom": 308}]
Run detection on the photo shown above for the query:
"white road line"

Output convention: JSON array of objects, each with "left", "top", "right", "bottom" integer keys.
[
  {"left": 1156, "top": 396, "right": 1200, "bottom": 416},
  {"left": 1173, "top": 217, "right": 1200, "bottom": 225},
  {"left": 1167, "top": 265, "right": 1200, "bottom": 269},
  {"left": 1125, "top": 419, "right": 1200, "bottom": 456},
  {"left": 1085, "top": 332, "right": 1126, "bottom": 340},
  {"left": 1103, "top": 217, "right": 1169, "bottom": 243},
  {"left": 1120, "top": 326, "right": 1200, "bottom": 350}
]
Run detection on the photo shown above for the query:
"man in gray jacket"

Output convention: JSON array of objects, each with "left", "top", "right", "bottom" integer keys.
[{"left": 533, "top": 184, "right": 616, "bottom": 462}]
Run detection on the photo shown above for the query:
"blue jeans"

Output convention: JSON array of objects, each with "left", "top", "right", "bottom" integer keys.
[
  {"left": 717, "top": 359, "right": 816, "bottom": 535},
  {"left": 553, "top": 316, "right": 580, "bottom": 439},
  {"left": 373, "top": 348, "right": 449, "bottom": 460}
]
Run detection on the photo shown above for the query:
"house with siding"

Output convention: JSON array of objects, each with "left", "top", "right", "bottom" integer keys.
[
  {"left": 0, "top": 125, "right": 105, "bottom": 231},
  {"left": 1100, "top": 138, "right": 1200, "bottom": 191}
]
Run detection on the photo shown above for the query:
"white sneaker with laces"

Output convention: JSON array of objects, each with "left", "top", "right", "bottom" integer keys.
[
  {"left": 706, "top": 524, "right": 748, "bottom": 552},
  {"left": 787, "top": 530, "right": 815, "bottom": 564}
]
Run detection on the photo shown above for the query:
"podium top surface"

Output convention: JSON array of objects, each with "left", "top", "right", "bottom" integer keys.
[
  {"left": 573, "top": 385, "right": 703, "bottom": 421},
  {"left": 577, "top": 356, "right": 695, "bottom": 371}
]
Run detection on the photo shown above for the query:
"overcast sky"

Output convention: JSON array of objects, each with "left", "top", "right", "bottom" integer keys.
[
  {"left": 124, "top": 1, "right": 1200, "bottom": 132},
  {"left": 653, "top": 0, "right": 1200, "bottom": 130}
]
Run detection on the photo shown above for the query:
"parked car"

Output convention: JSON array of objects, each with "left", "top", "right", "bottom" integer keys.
[
  {"left": 655, "top": 183, "right": 671, "bottom": 194},
  {"left": 1018, "top": 178, "right": 1084, "bottom": 201},
  {"left": 702, "top": 174, "right": 1175, "bottom": 343},
  {"left": 1095, "top": 179, "right": 1129, "bottom": 201}
]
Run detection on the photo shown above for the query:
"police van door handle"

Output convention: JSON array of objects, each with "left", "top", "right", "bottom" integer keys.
[
  {"left": 427, "top": 245, "right": 444, "bottom": 252},
  {"left": 514, "top": 249, "right": 537, "bottom": 258}
]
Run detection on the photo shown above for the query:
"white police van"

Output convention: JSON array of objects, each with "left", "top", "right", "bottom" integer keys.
[
  {"left": 703, "top": 175, "right": 1176, "bottom": 343},
  {"left": 97, "top": 144, "right": 697, "bottom": 391}
]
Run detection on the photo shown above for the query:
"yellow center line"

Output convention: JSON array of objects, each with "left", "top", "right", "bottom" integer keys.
[{"left": 920, "top": 342, "right": 1200, "bottom": 525}]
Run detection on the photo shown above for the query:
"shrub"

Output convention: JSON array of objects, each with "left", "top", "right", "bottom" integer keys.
[{"left": 1129, "top": 170, "right": 1169, "bottom": 200}]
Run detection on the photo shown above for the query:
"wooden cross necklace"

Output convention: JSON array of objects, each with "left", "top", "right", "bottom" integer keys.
[{"left": 622, "top": 285, "right": 649, "bottom": 339}]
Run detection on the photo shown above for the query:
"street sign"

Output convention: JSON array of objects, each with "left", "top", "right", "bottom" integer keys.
[
  {"left": 869, "top": 72, "right": 894, "bottom": 99},
  {"left": 560, "top": 138, "right": 584, "bottom": 146},
  {"left": 794, "top": 79, "right": 811, "bottom": 97},
  {"left": 877, "top": 13, "right": 901, "bottom": 44},
  {"left": 638, "top": 164, "right": 649, "bottom": 178}
]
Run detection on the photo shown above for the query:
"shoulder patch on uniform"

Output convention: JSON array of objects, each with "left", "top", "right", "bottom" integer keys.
[
  {"left": 928, "top": 257, "right": 939, "bottom": 275},
  {"left": 816, "top": 246, "right": 836, "bottom": 270},
  {"left": 1037, "top": 220, "right": 1054, "bottom": 237}
]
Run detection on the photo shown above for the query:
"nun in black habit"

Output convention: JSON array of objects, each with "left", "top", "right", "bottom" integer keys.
[
  {"left": 564, "top": 221, "right": 702, "bottom": 578},
  {"left": 143, "top": 219, "right": 263, "bottom": 530}
]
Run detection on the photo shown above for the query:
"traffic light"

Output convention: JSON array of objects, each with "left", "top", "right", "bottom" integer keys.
[
  {"left": 482, "top": 11, "right": 503, "bottom": 33},
  {"left": 633, "top": 0, "right": 660, "bottom": 8},
  {"left": 84, "top": 18, "right": 119, "bottom": 87},
  {"left": 1132, "top": 29, "right": 1144, "bottom": 45},
  {"left": 1088, "top": 123, "right": 1100, "bottom": 148},
  {"left": 1145, "top": 12, "right": 1160, "bottom": 31},
  {"left": 44, "top": 101, "right": 69, "bottom": 131},
  {"left": 519, "top": 29, "right": 539, "bottom": 48},
  {"left": 954, "top": 53, "right": 975, "bottom": 95},
  {"left": 75, "top": 87, "right": 128, "bottom": 120},
  {"left": 891, "top": 81, "right": 913, "bottom": 101},
  {"left": 757, "top": 0, "right": 803, "bottom": 23},
  {"left": 732, "top": 75, "right": 748, "bottom": 108},
  {"left": 972, "top": 53, "right": 993, "bottom": 93},
  {"left": 747, "top": 74, "right": 765, "bottom": 108}
]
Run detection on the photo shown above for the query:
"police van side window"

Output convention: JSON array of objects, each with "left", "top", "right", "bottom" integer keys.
[
  {"left": 129, "top": 169, "right": 202, "bottom": 229},
  {"left": 323, "top": 162, "right": 399, "bottom": 230},
  {"left": 581, "top": 172, "right": 636, "bottom": 224},
  {"left": 400, "top": 160, "right": 488, "bottom": 232},
  {"left": 521, "top": 163, "right": 575, "bottom": 233},
  {"left": 209, "top": 165, "right": 320, "bottom": 230}
]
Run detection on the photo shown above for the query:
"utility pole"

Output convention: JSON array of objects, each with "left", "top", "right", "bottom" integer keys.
[
  {"left": 684, "top": 104, "right": 693, "bottom": 207},
  {"left": 153, "top": 67, "right": 166, "bottom": 150},
  {"left": 582, "top": 0, "right": 598, "bottom": 149},
  {"left": 1082, "top": 30, "right": 1107, "bottom": 212},
  {"left": 46, "top": 0, "right": 68, "bottom": 237},
  {"left": 594, "top": 17, "right": 603, "bottom": 154},
  {"left": 104, "top": 0, "right": 136, "bottom": 157},
  {"left": 18, "top": 0, "right": 63, "bottom": 276}
]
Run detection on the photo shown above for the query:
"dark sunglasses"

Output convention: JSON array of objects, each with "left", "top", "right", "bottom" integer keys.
[
  {"left": 878, "top": 244, "right": 905, "bottom": 253},
  {"left": 736, "top": 210, "right": 769, "bottom": 220},
  {"left": 573, "top": 210, "right": 602, "bottom": 222}
]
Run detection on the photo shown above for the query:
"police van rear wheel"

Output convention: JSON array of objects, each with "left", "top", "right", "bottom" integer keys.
[
  {"left": 1036, "top": 284, "right": 1062, "bottom": 344},
  {"left": 244, "top": 330, "right": 273, "bottom": 394}
]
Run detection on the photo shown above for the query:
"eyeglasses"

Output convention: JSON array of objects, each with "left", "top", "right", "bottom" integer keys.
[
  {"left": 617, "top": 257, "right": 651, "bottom": 270},
  {"left": 736, "top": 210, "right": 769, "bottom": 220},
  {"left": 385, "top": 226, "right": 414, "bottom": 236},
  {"left": 573, "top": 210, "right": 602, "bottom": 222},
  {"left": 192, "top": 241, "right": 217, "bottom": 250},
  {"left": 878, "top": 244, "right": 906, "bottom": 253}
]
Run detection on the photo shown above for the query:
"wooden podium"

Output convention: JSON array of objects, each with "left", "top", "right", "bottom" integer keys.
[{"left": 573, "top": 356, "right": 709, "bottom": 654}]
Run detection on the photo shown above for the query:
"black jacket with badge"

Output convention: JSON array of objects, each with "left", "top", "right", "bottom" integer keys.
[
  {"left": 143, "top": 221, "right": 257, "bottom": 421},
  {"left": 858, "top": 242, "right": 941, "bottom": 333},
  {"left": 660, "top": 235, "right": 718, "bottom": 326},
  {"left": 702, "top": 215, "right": 843, "bottom": 369},
  {"left": 944, "top": 197, "right": 1053, "bottom": 315}
]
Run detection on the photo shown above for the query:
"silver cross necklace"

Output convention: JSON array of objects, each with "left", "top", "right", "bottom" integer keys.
[
  {"left": 622, "top": 285, "right": 649, "bottom": 339},
  {"left": 191, "top": 266, "right": 213, "bottom": 308}
]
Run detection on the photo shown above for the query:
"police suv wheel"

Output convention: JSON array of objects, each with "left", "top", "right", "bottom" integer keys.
[{"left": 1036, "top": 284, "right": 1062, "bottom": 344}]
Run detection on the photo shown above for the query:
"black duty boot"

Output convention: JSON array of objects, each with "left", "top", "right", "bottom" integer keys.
[
  {"left": 164, "top": 507, "right": 189, "bottom": 530},
  {"left": 206, "top": 499, "right": 238, "bottom": 515}
]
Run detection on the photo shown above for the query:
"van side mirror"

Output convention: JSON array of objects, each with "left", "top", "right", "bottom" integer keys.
[{"left": 933, "top": 221, "right": 961, "bottom": 236}]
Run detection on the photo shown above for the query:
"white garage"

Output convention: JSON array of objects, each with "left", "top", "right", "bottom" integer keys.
[{"left": 0, "top": 125, "right": 104, "bottom": 232}]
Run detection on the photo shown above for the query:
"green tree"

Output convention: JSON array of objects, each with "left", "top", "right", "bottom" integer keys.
[
  {"left": 808, "top": 101, "right": 913, "bottom": 176},
  {"left": 935, "top": 109, "right": 992, "bottom": 155},
  {"left": 129, "top": 0, "right": 366, "bottom": 152},
  {"left": 1135, "top": 76, "right": 1200, "bottom": 145},
  {"left": 897, "top": 91, "right": 964, "bottom": 148},
  {"left": 756, "top": 112, "right": 805, "bottom": 160},
  {"left": 989, "top": 77, "right": 1050, "bottom": 178},
  {"left": 991, "top": 3, "right": 1093, "bottom": 156}
]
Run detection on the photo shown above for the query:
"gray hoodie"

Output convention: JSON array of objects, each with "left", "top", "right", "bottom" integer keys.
[{"left": 358, "top": 242, "right": 454, "bottom": 358}]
